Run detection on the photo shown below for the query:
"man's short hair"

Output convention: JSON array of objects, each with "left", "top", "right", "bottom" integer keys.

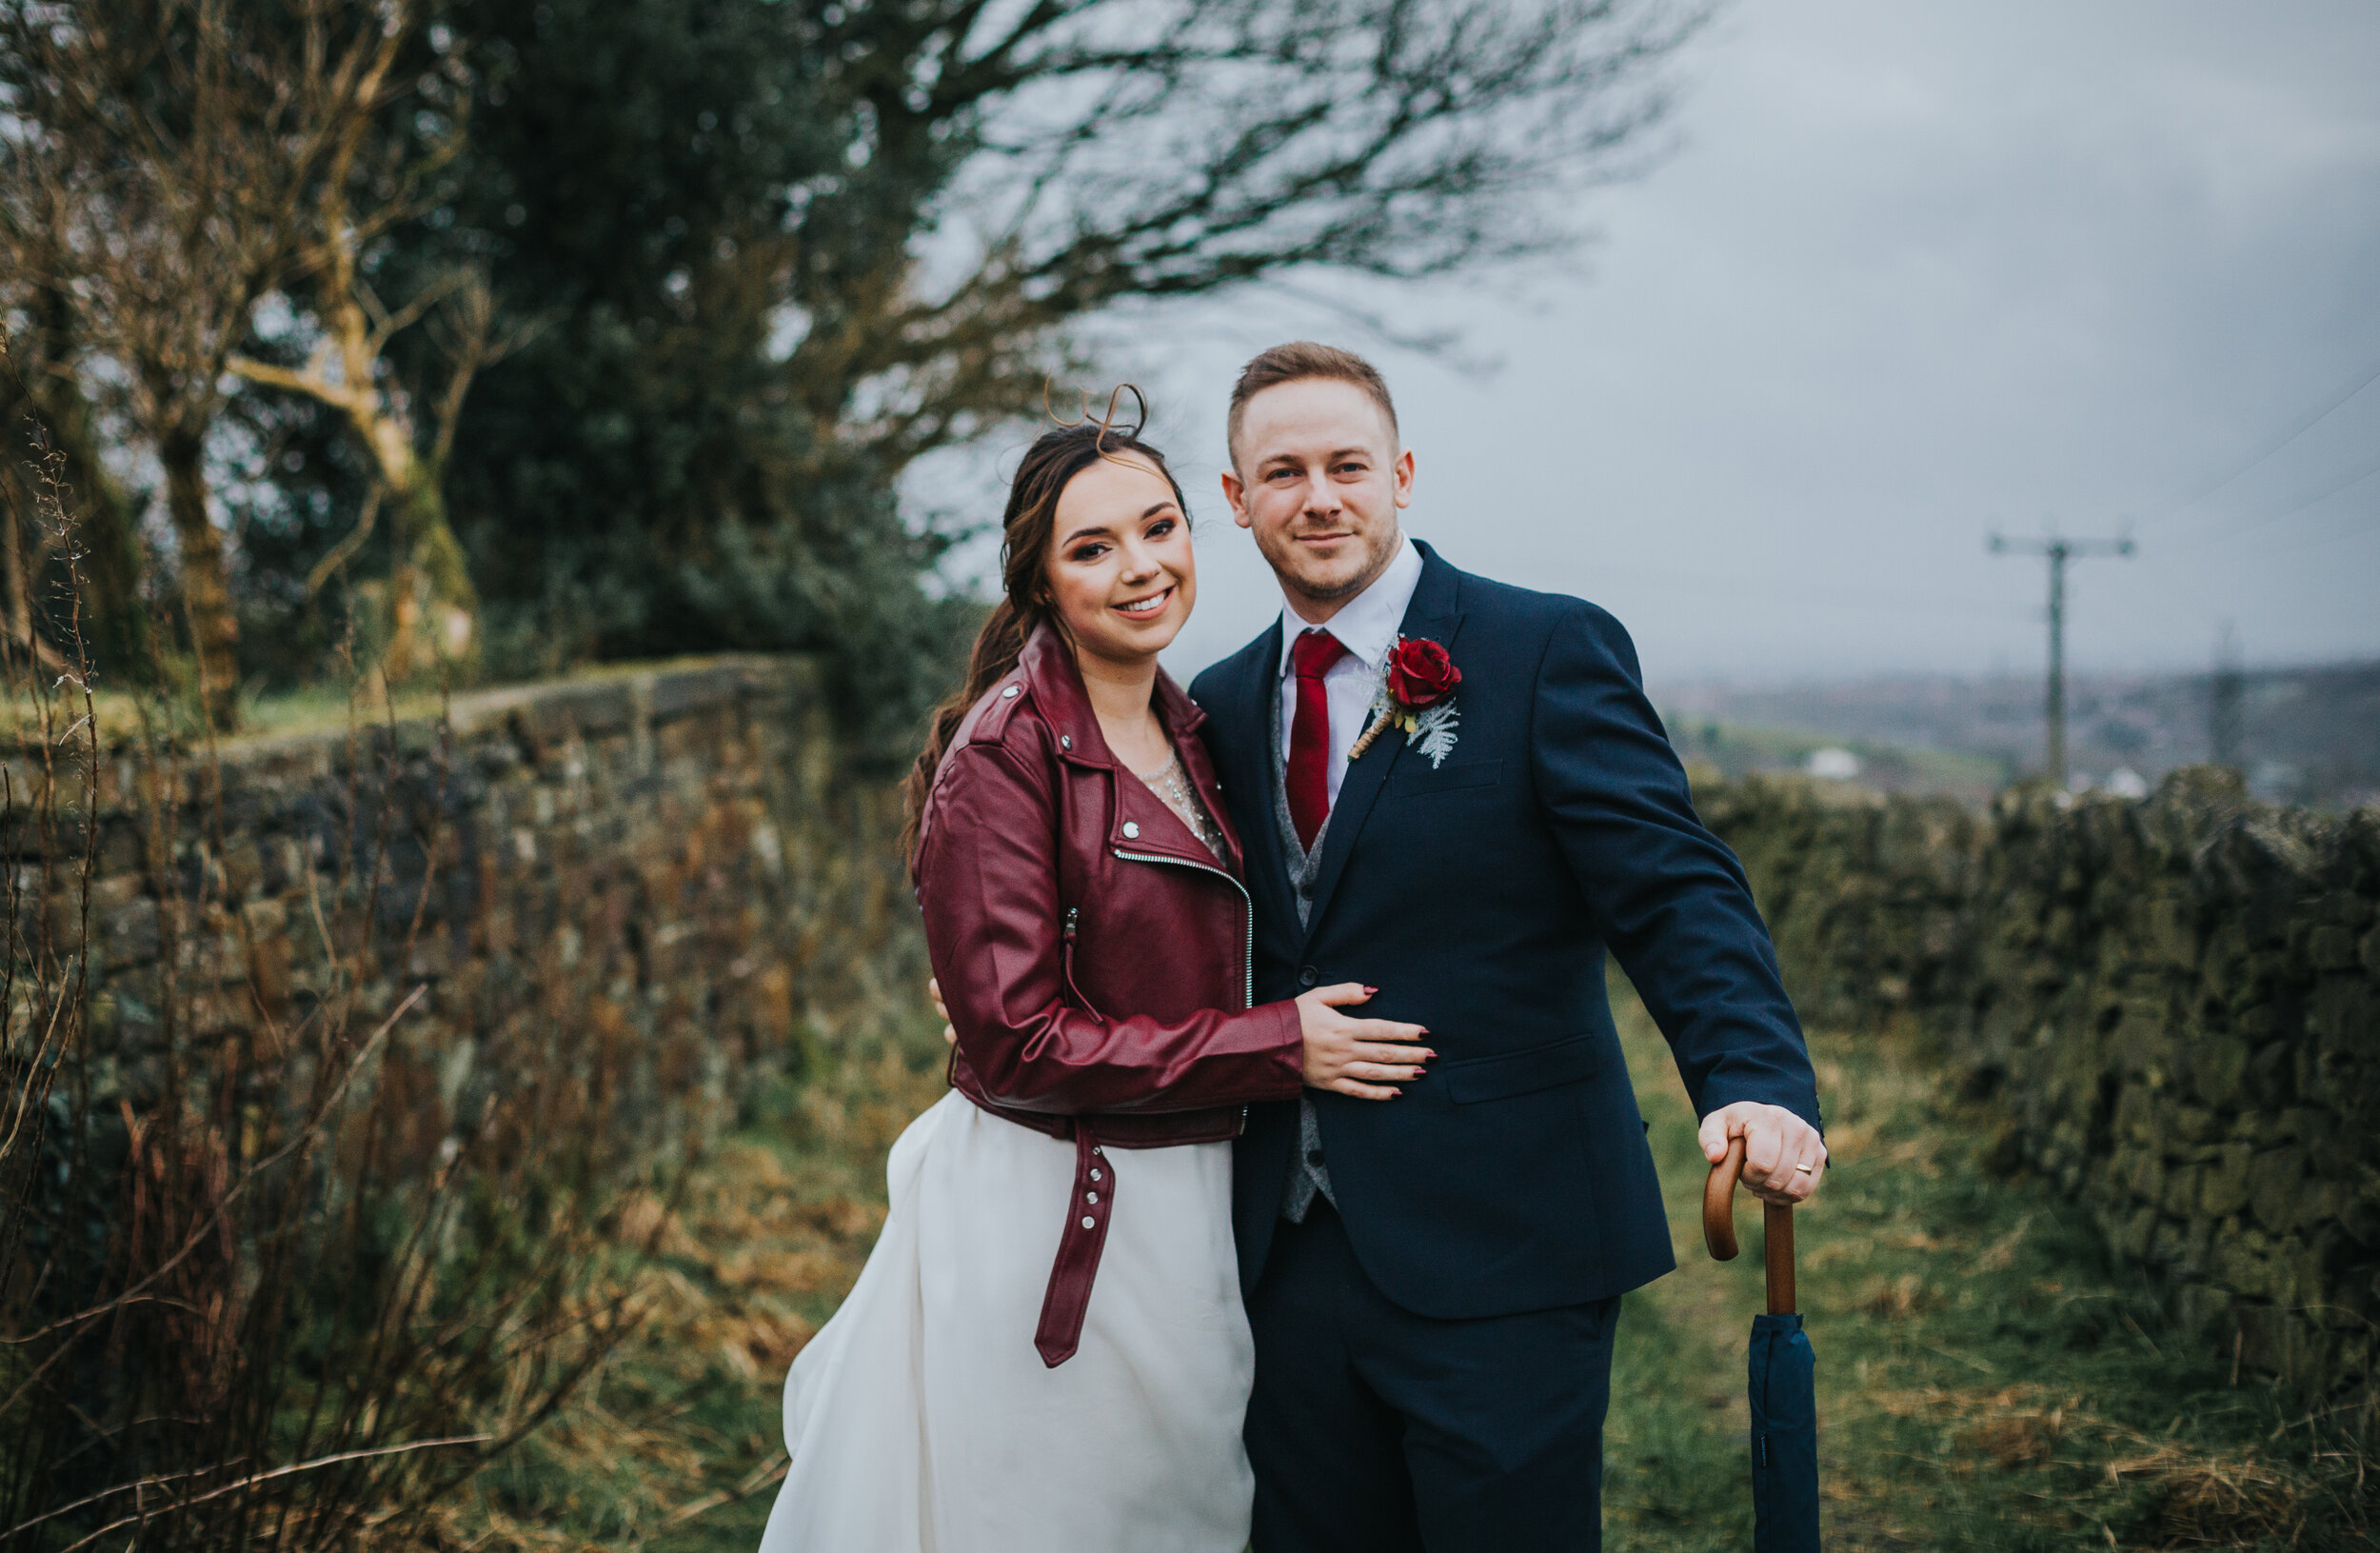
[{"left": 1226, "top": 341, "right": 1399, "bottom": 466}]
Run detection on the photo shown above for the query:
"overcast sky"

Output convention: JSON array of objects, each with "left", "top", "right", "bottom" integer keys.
[{"left": 969, "top": 0, "right": 2377, "bottom": 689}]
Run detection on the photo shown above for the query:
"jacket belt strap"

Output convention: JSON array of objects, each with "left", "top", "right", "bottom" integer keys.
[{"left": 1034, "top": 1122, "right": 1114, "bottom": 1366}]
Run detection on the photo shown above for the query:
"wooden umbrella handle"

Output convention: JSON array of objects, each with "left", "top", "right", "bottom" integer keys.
[
  {"left": 1701, "top": 1135, "right": 1748, "bottom": 1260},
  {"left": 1702, "top": 1134, "right": 1797, "bottom": 1316}
]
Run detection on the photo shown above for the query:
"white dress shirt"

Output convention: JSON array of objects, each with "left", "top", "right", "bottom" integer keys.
[{"left": 1275, "top": 536, "right": 1425, "bottom": 811}]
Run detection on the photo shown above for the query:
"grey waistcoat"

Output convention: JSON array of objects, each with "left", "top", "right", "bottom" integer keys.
[{"left": 1270, "top": 684, "right": 1338, "bottom": 1223}]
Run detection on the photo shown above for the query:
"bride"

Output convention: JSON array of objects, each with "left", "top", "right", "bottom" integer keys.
[{"left": 756, "top": 403, "right": 1433, "bottom": 1553}]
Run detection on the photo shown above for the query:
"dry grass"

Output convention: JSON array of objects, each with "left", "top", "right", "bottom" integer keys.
[{"left": 412, "top": 1040, "right": 946, "bottom": 1552}]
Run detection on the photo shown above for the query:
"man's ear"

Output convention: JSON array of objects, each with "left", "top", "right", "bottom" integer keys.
[
  {"left": 1220, "top": 467, "right": 1254, "bottom": 529},
  {"left": 1392, "top": 447, "right": 1416, "bottom": 509}
]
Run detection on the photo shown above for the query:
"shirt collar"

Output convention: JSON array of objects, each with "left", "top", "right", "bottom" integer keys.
[{"left": 1275, "top": 535, "right": 1423, "bottom": 680}]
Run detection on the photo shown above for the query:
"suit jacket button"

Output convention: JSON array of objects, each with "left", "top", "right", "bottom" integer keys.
[{"left": 1298, "top": 966, "right": 1319, "bottom": 987}]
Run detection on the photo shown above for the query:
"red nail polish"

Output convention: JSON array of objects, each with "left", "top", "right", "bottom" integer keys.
[{"left": 1364, "top": 986, "right": 1378, "bottom": 995}]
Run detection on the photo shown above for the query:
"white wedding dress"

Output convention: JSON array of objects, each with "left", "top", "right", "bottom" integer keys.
[{"left": 755, "top": 1089, "right": 1257, "bottom": 1553}]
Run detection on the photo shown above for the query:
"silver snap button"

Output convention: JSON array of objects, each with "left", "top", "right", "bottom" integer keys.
[
  {"left": 1081, "top": 1216, "right": 1097, "bottom": 1230},
  {"left": 1090, "top": 1167, "right": 1101, "bottom": 1182},
  {"left": 1121, "top": 821, "right": 1140, "bottom": 839},
  {"left": 1091, "top": 1145, "right": 1103, "bottom": 1156},
  {"left": 1060, "top": 734, "right": 1072, "bottom": 749},
  {"left": 1085, "top": 1190, "right": 1099, "bottom": 1204},
  {"left": 1001, "top": 685, "right": 1020, "bottom": 698}
]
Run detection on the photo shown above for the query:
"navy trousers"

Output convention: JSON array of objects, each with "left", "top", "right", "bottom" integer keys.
[{"left": 1243, "top": 1203, "right": 1620, "bottom": 1553}]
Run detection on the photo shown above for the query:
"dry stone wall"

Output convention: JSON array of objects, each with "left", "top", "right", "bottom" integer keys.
[
  {"left": 70, "top": 656, "right": 924, "bottom": 1169},
  {"left": 1696, "top": 767, "right": 2380, "bottom": 1404},
  {"left": 54, "top": 668, "right": 2374, "bottom": 1402}
]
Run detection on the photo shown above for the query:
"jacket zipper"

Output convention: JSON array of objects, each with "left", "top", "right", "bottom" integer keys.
[
  {"left": 1060, "top": 905, "right": 1103, "bottom": 1018},
  {"left": 1109, "top": 848, "right": 1256, "bottom": 1011}
]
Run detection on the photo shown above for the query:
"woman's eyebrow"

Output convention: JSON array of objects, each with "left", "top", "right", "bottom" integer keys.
[
  {"left": 1140, "top": 501, "right": 1178, "bottom": 520},
  {"left": 1060, "top": 520, "right": 1118, "bottom": 548}
]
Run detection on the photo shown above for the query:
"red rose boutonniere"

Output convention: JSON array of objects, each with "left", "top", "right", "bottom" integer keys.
[{"left": 1348, "top": 635, "right": 1463, "bottom": 766}]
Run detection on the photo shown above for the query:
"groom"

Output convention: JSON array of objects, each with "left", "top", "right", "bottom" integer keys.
[{"left": 1189, "top": 342, "right": 1826, "bottom": 1552}]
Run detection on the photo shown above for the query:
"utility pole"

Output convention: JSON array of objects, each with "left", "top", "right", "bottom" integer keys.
[
  {"left": 1988, "top": 532, "right": 2135, "bottom": 786},
  {"left": 2209, "top": 622, "right": 2245, "bottom": 770}
]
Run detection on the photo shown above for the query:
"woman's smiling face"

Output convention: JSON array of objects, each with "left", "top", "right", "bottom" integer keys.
[{"left": 1044, "top": 450, "right": 1198, "bottom": 667}]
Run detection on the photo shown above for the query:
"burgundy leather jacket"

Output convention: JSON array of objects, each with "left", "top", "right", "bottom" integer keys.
[{"left": 913, "top": 624, "right": 1305, "bottom": 1364}]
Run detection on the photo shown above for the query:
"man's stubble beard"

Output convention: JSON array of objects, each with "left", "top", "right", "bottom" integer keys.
[{"left": 1264, "top": 519, "right": 1404, "bottom": 612}]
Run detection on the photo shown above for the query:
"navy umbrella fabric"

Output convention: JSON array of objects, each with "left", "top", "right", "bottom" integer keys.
[{"left": 1706, "top": 1137, "right": 1820, "bottom": 1553}]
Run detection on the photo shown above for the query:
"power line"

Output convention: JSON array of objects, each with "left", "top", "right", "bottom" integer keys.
[
  {"left": 1580, "top": 561, "right": 2033, "bottom": 623},
  {"left": 1988, "top": 532, "right": 2135, "bottom": 784},
  {"left": 2251, "top": 513, "right": 2380, "bottom": 564},
  {"left": 2163, "top": 451, "right": 2380, "bottom": 554},
  {"left": 2137, "top": 350, "right": 2380, "bottom": 526}
]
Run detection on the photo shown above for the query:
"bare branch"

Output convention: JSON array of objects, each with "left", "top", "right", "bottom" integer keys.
[
  {"left": 306, "top": 482, "right": 385, "bottom": 598},
  {"left": 53, "top": 1435, "right": 495, "bottom": 1553}
]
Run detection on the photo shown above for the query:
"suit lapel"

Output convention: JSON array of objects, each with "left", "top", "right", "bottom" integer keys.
[
  {"left": 1219, "top": 619, "right": 1300, "bottom": 935},
  {"left": 1299, "top": 546, "right": 1466, "bottom": 945}
]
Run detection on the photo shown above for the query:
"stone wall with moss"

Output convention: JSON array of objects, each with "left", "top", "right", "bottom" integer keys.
[
  {"left": 1695, "top": 768, "right": 2380, "bottom": 1403},
  {"left": 71, "top": 656, "right": 925, "bottom": 1165}
]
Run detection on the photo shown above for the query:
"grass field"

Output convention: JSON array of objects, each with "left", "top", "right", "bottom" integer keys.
[
  {"left": 1601, "top": 997, "right": 2370, "bottom": 1551},
  {"left": 436, "top": 996, "right": 2372, "bottom": 1551}
]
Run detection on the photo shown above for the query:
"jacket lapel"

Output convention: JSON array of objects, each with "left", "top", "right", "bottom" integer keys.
[
  {"left": 1299, "top": 544, "right": 1465, "bottom": 945},
  {"left": 1022, "top": 623, "right": 1215, "bottom": 867},
  {"left": 1217, "top": 619, "right": 1299, "bottom": 934}
]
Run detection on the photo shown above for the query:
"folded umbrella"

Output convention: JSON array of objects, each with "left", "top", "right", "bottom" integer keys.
[{"left": 1705, "top": 1136, "right": 1819, "bottom": 1553}]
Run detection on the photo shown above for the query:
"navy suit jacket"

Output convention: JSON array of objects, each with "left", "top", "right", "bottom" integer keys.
[{"left": 1189, "top": 542, "right": 1820, "bottom": 1321}]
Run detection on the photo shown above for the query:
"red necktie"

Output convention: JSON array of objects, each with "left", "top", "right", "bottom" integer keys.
[{"left": 1287, "top": 628, "right": 1348, "bottom": 851}]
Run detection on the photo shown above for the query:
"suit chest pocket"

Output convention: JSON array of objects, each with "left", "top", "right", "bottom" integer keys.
[{"left": 1381, "top": 758, "right": 1502, "bottom": 800}]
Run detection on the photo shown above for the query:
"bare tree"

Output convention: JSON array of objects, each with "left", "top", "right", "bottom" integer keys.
[
  {"left": 232, "top": 278, "right": 529, "bottom": 684},
  {"left": 787, "top": 0, "right": 1699, "bottom": 487},
  {"left": 1, "top": 0, "right": 414, "bottom": 729},
  {"left": 223, "top": 15, "right": 529, "bottom": 687},
  {"left": 0, "top": 175, "right": 153, "bottom": 682}
]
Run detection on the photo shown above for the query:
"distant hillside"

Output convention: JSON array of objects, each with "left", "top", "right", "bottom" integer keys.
[{"left": 1655, "top": 660, "right": 2380, "bottom": 808}]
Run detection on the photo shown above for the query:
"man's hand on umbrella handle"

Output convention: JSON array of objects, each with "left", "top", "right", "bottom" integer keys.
[
  {"left": 1700, "top": 1102, "right": 1825, "bottom": 1205},
  {"left": 928, "top": 977, "right": 955, "bottom": 1046}
]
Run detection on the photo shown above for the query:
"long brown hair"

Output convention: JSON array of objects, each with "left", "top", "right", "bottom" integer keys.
[{"left": 902, "top": 396, "right": 1190, "bottom": 853}]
